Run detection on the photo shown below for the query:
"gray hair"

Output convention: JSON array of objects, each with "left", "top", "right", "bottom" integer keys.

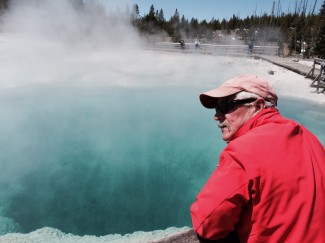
[{"left": 235, "top": 91, "right": 275, "bottom": 108}]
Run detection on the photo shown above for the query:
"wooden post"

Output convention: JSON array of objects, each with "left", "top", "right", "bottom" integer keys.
[{"left": 316, "top": 63, "right": 325, "bottom": 93}]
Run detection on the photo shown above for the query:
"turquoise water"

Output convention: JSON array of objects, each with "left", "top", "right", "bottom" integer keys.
[
  {"left": 0, "top": 85, "right": 323, "bottom": 236},
  {"left": 278, "top": 97, "right": 325, "bottom": 144}
]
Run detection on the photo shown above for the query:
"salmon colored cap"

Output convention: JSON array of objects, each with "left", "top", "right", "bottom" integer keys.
[{"left": 200, "top": 74, "right": 278, "bottom": 108}]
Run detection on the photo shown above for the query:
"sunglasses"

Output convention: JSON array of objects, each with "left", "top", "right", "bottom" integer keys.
[{"left": 215, "top": 98, "right": 257, "bottom": 114}]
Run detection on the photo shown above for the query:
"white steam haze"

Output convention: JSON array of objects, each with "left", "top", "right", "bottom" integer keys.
[
  {"left": 0, "top": 0, "right": 145, "bottom": 88},
  {"left": 0, "top": 0, "right": 288, "bottom": 90},
  {"left": 2, "top": 0, "right": 137, "bottom": 46},
  {"left": 0, "top": 1, "right": 324, "bottom": 243}
]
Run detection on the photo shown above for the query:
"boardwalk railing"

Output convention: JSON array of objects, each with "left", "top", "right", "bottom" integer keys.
[
  {"left": 306, "top": 58, "right": 325, "bottom": 93},
  {"left": 145, "top": 42, "right": 279, "bottom": 56}
]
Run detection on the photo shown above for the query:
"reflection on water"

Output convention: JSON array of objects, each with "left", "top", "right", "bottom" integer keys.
[{"left": 0, "top": 85, "right": 323, "bottom": 236}]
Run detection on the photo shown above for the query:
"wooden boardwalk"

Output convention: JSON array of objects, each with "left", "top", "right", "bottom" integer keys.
[
  {"left": 256, "top": 55, "right": 318, "bottom": 78},
  {"left": 256, "top": 55, "right": 324, "bottom": 93}
]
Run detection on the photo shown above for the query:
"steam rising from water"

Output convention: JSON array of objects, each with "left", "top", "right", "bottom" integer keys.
[
  {"left": 2, "top": 0, "right": 137, "bottom": 47},
  {"left": 0, "top": 0, "right": 324, "bottom": 240}
]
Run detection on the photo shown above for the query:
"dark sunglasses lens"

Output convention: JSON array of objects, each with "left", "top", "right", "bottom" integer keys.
[
  {"left": 215, "top": 98, "right": 257, "bottom": 115},
  {"left": 216, "top": 101, "right": 234, "bottom": 114}
]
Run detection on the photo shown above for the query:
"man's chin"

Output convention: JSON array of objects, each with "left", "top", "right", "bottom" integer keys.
[
  {"left": 221, "top": 132, "right": 233, "bottom": 142},
  {"left": 222, "top": 135, "right": 230, "bottom": 142}
]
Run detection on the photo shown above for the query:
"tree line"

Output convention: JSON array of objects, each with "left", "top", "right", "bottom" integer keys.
[
  {"left": 131, "top": 0, "right": 325, "bottom": 58},
  {"left": 0, "top": 0, "right": 324, "bottom": 58}
]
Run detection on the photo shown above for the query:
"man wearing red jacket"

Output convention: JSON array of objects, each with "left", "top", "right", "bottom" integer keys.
[{"left": 190, "top": 74, "right": 325, "bottom": 242}]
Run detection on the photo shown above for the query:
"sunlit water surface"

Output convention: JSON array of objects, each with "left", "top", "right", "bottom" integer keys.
[{"left": 0, "top": 84, "right": 323, "bottom": 237}]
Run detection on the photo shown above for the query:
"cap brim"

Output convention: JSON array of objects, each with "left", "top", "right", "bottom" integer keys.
[{"left": 199, "top": 87, "right": 241, "bottom": 108}]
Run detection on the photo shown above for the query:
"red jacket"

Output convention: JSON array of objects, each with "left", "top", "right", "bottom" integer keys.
[{"left": 190, "top": 108, "right": 325, "bottom": 242}]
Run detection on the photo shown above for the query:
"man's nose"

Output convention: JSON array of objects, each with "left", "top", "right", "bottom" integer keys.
[{"left": 214, "top": 112, "right": 224, "bottom": 121}]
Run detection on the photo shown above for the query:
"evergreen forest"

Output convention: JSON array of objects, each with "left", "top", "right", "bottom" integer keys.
[{"left": 0, "top": 0, "right": 325, "bottom": 58}]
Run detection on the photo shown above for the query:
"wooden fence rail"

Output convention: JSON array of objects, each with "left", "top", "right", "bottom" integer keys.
[
  {"left": 145, "top": 42, "right": 279, "bottom": 57},
  {"left": 306, "top": 58, "right": 325, "bottom": 93}
]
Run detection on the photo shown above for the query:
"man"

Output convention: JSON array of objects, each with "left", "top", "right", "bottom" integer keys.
[{"left": 190, "top": 74, "right": 325, "bottom": 242}]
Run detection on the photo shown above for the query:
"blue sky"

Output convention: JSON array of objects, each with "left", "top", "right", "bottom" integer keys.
[{"left": 102, "top": 0, "right": 323, "bottom": 21}]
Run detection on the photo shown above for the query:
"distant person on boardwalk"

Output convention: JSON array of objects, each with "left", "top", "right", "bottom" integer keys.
[
  {"left": 190, "top": 74, "right": 325, "bottom": 242},
  {"left": 180, "top": 40, "right": 186, "bottom": 50},
  {"left": 195, "top": 39, "right": 201, "bottom": 49},
  {"left": 248, "top": 40, "right": 253, "bottom": 54}
]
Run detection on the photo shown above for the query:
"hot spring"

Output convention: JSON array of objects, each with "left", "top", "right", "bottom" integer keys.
[
  {"left": 0, "top": 2, "right": 324, "bottom": 241},
  {"left": 0, "top": 50, "right": 324, "bottom": 238}
]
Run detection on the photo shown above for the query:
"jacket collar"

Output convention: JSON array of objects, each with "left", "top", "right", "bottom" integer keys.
[{"left": 231, "top": 107, "right": 280, "bottom": 141}]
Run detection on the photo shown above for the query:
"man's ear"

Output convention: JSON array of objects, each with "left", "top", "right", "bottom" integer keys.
[{"left": 255, "top": 98, "right": 266, "bottom": 112}]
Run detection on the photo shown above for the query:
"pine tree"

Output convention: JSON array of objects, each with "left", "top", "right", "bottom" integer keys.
[
  {"left": 170, "top": 9, "right": 181, "bottom": 41},
  {"left": 157, "top": 9, "right": 165, "bottom": 27},
  {"left": 145, "top": 4, "right": 156, "bottom": 23},
  {"left": 131, "top": 4, "right": 139, "bottom": 21},
  {"left": 315, "top": 0, "right": 325, "bottom": 58}
]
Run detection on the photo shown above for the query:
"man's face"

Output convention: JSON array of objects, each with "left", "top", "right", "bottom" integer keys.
[{"left": 214, "top": 96, "right": 257, "bottom": 142}]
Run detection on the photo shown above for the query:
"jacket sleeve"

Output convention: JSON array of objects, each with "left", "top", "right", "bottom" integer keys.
[{"left": 190, "top": 152, "right": 251, "bottom": 240}]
